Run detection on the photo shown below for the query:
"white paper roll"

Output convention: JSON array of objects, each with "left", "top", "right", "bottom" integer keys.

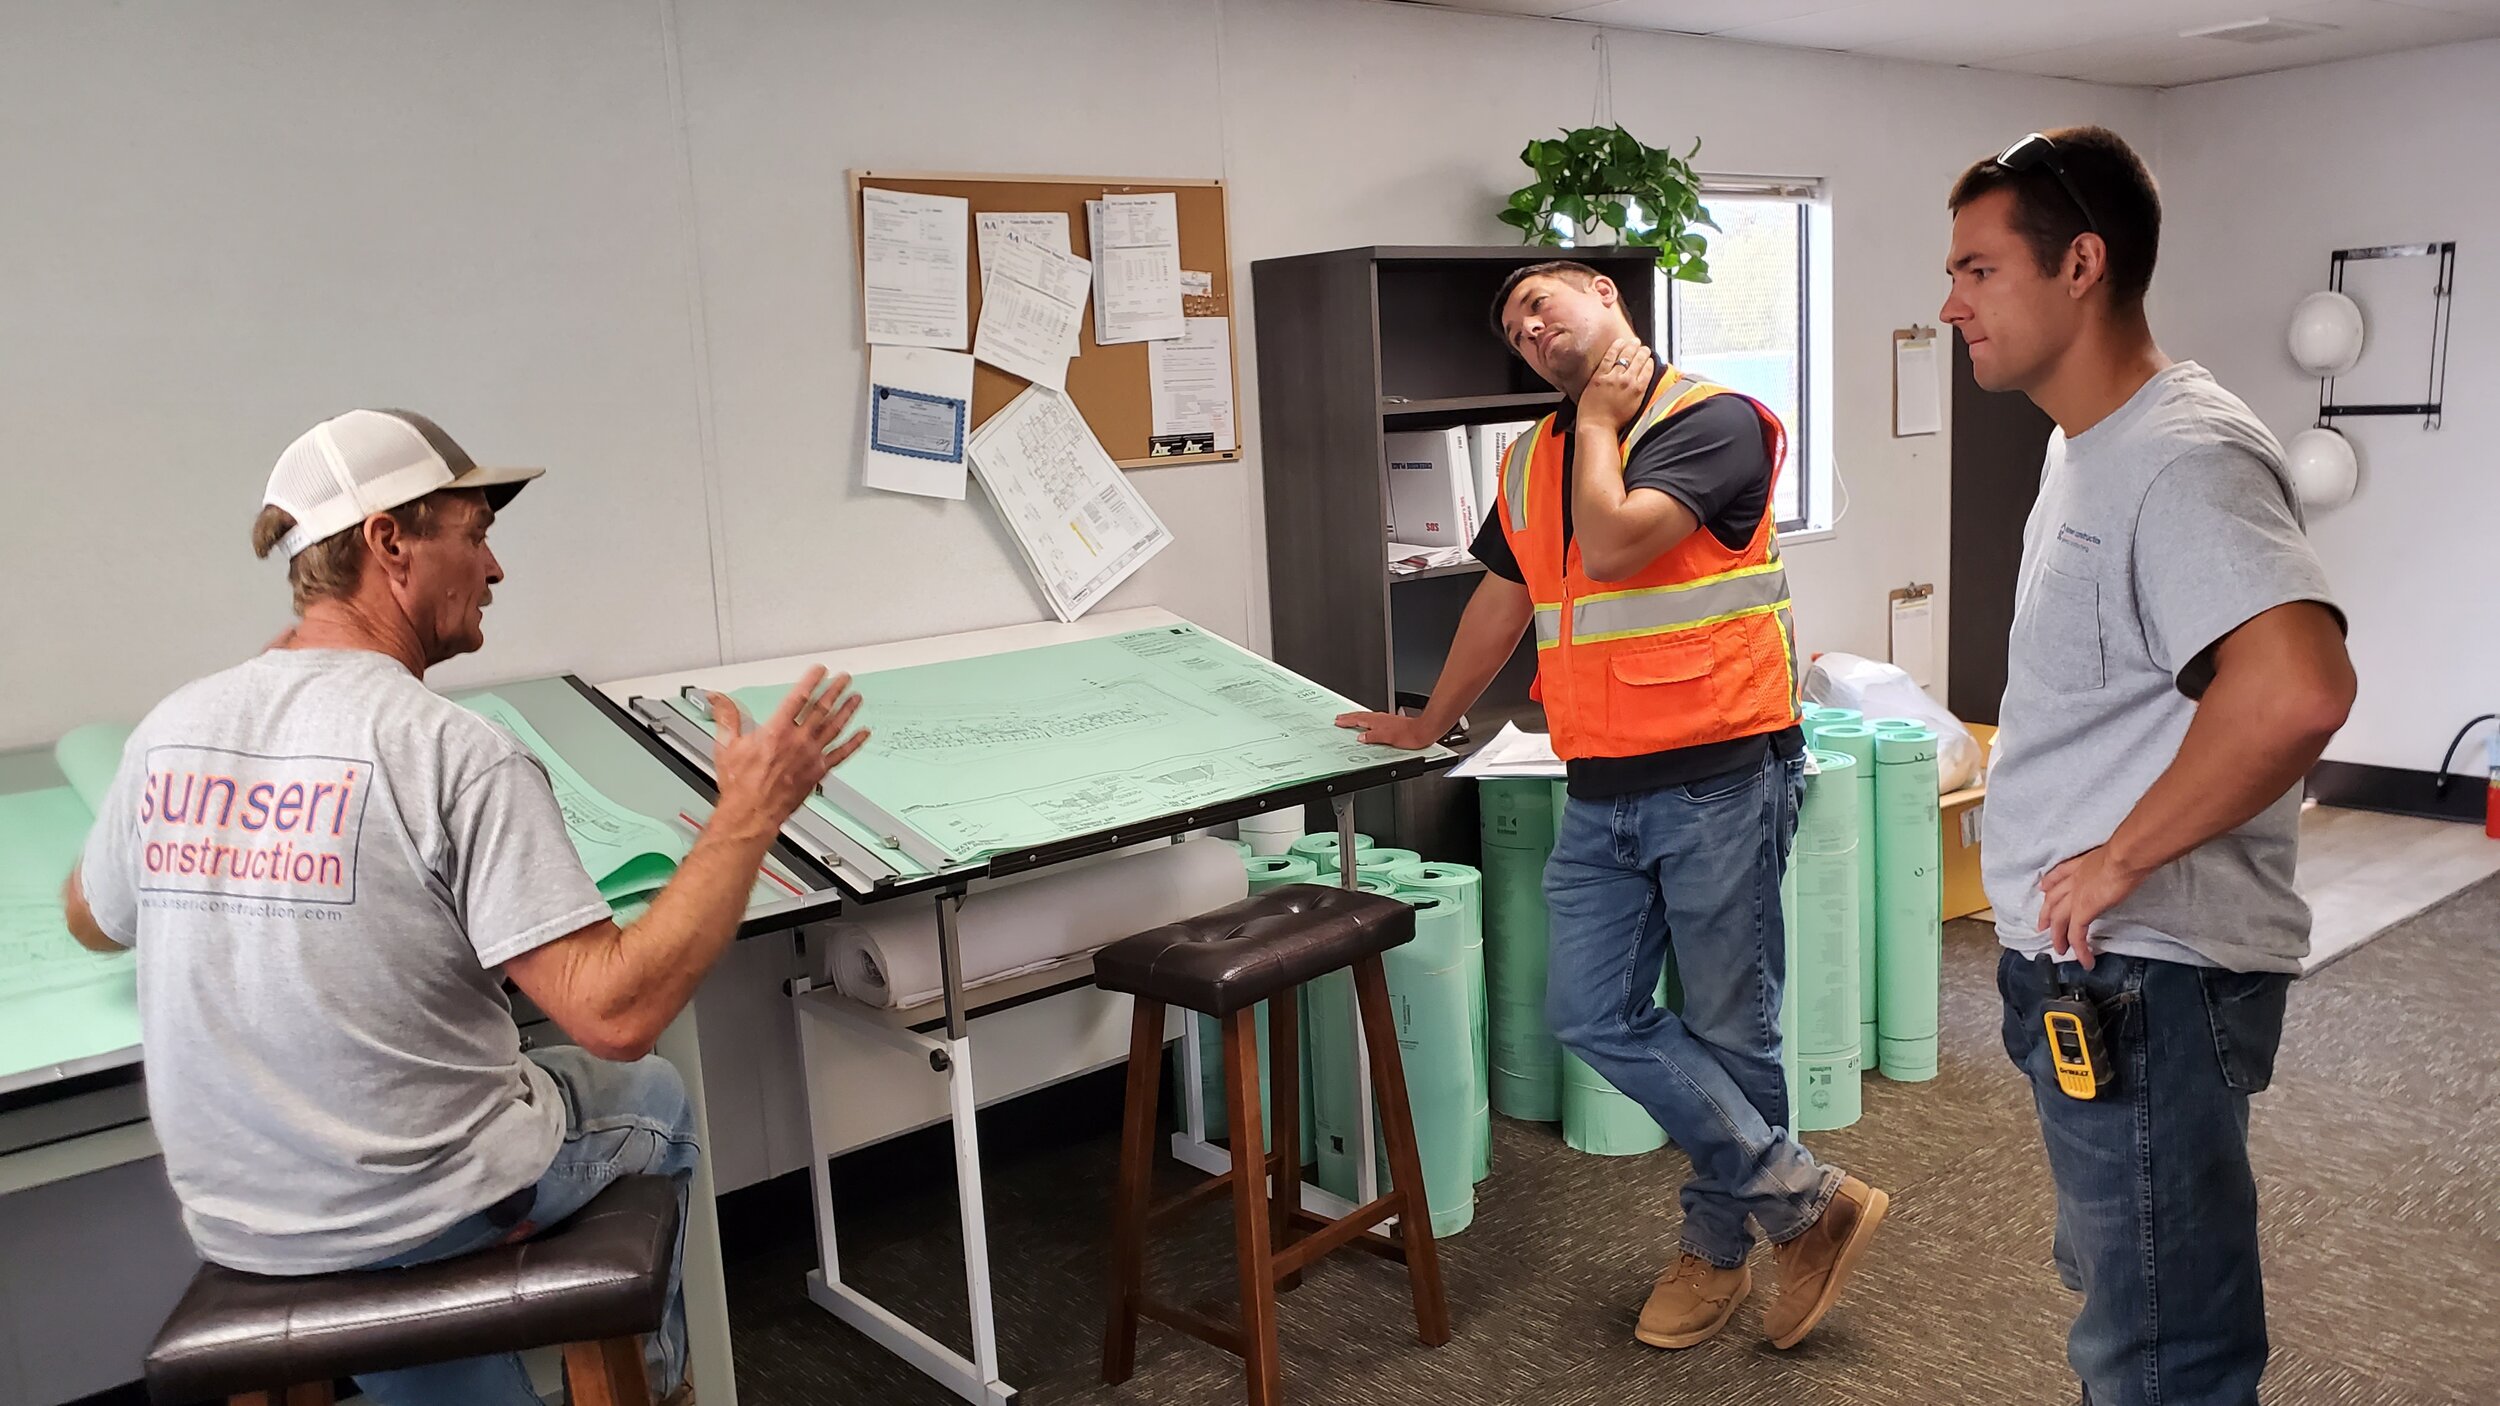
[
  {"left": 1236, "top": 807, "right": 1307, "bottom": 857},
  {"left": 826, "top": 836, "right": 1249, "bottom": 1008}
]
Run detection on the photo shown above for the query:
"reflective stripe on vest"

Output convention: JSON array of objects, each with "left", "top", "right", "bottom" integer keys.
[
  {"left": 1499, "top": 427, "right": 1540, "bottom": 537},
  {"left": 1564, "top": 560, "right": 1792, "bottom": 647}
]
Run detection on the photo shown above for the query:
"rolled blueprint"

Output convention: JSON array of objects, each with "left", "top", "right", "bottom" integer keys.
[
  {"left": 1207, "top": 851, "right": 1321, "bottom": 1149},
  {"left": 1244, "top": 853, "right": 1321, "bottom": 894},
  {"left": 1479, "top": 780, "right": 1562, "bottom": 1122},
  {"left": 1562, "top": 958, "right": 1672, "bottom": 1158},
  {"left": 826, "top": 836, "right": 1245, "bottom": 1009},
  {"left": 53, "top": 724, "right": 133, "bottom": 815},
  {"left": 1874, "top": 728, "right": 1943, "bottom": 1082},
  {"left": 1290, "top": 831, "right": 1374, "bottom": 868},
  {"left": 1808, "top": 721, "right": 1881, "bottom": 1073},
  {"left": 1792, "top": 750, "right": 1862, "bottom": 1131},
  {"left": 1324, "top": 847, "right": 1424, "bottom": 879},
  {"left": 1562, "top": 1046, "right": 1667, "bottom": 1157},
  {"left": 1779, "top": 858, "right": 1801, "bottom": 1115},
  {"left": 1373, "top": 893, "right": 1477, "bottom": 1236},
  {"left": 1388, "top": 861, "right": 1489, "bottom": 1183}
]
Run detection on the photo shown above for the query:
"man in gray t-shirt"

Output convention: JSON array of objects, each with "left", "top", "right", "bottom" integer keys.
[
  {"left": 1943, "top": 130, "right": 2353, "bottom": 1406},
  {"left": 64, "top": 409, "right": 867, "bottom": 1406}
]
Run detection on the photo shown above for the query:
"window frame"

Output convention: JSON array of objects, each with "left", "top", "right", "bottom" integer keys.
[{"left": 1654, "top": 179, "right": 1826, "bottom": 535}]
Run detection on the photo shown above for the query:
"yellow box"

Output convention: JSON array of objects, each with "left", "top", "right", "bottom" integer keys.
[{"left": 1940, "top": 723, "right": 1995, "bottom": 921}]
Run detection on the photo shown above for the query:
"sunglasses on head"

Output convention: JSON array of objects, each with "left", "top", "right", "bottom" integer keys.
[{"left": 1994, "top": 132, "right": 2100, "bottom": 236}]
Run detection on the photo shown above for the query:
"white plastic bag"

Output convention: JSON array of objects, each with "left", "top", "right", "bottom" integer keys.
[{"left": 1801, "top": 652, "right": 1982, "bottom": 794}]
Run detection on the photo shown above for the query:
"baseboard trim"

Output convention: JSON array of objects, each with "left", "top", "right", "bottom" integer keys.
[{"left": 2308, "top": 760, "right": 2489, "bottom": 823}]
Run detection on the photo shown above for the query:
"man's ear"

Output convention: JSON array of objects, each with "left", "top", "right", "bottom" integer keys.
[
  {"left": 1592, "top": 274, "right": 1620, "bottom": 308},
  {"left": 362, "top": 513, "right": 412, "bottom": 582},
  {"left": 2065, "top": 233, "right": 2109, "bottom": 303}
]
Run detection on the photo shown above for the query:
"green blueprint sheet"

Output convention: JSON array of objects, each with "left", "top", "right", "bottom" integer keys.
[
  {"left": 461, "top": 692, "right": 690, "bottom": 906},
  {"left": 670, "top": 624, "right": 1451, "bottom": 873},
  {"left": 0, "top": 784, "right": 139, "bottom": 1087}
]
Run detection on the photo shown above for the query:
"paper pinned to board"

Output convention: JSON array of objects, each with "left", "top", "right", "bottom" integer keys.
[
  {"left": 863, "top": 345, "right": 976, "bottom": 499},
  {"left": 1088, "top": 193, "right": 1186, "bottom": 344},
  {"left": 975, "top": 211, "right": 1072, "bottom": 279},
  {"left": 1893, "top": 327, "right": 1941, "bottom": 437},
  {"left": 1147, "top": 315, "right": 1235, "bottom": 456},
  {"left": 861, "top": 187, "right": 969, "bottom": 349},
  {"left": 973, "top": 232, "right": 1092, "bottom": 392},
  {"left": 967, "top": 386, "right": 1172, "bottom": 621}
]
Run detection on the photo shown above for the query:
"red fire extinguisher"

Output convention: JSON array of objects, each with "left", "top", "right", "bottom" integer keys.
[
  {"left": 2487, "top": 732, "right": 2499, "bottom": 841},
  {"left": 2435, "top": 714, "right": 2500, "bottom": 838}
]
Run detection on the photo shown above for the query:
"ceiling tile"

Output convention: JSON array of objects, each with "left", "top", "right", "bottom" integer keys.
[
  {"left": 1855, "top": 0, "right": 2223, "bottom": 66},
  {"left": 1977, "top": 33, "right": 2212, "bottom": 81},
  {"left": 1557, "top": 0, "right": 1854, "bottom": 32},
  {"left": 1398, "top": 0, "right": 1588, "bottom": 16},
  {"left": 1391, "top": 0, "right": 2500, "bottom": 85},
  {"left": 1715, "top": 0, "right": 1966, "bottom": 51}
]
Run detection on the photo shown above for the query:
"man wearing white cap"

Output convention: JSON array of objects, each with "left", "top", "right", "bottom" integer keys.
[{"left": 60, "top": 410, "right": 867, "bottom": 1406}]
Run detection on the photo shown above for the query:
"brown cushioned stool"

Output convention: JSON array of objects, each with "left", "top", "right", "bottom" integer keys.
[
  {"left": 145, "top": 1174, "right": 680, "bottom": 1406},
  {"left": 1092, "top": 883, "right": 1451, "bottom": 1406}
]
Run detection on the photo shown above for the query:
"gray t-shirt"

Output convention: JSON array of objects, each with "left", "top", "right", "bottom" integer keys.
[
  {"left": 1985, "top": 362, "right": 2338, "bottom": 974},
  {"left": 78, "top": 648, "right": 611, "bottom": 1273}
]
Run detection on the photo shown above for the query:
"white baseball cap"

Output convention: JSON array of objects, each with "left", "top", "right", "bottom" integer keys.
[{"left": 263, "top": 409, "right": 544, "bottom": 558}]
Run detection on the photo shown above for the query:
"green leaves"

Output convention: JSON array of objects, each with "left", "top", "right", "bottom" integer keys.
[{"left": 1498, "top": 124, "right": 1714, "bottom": 281}]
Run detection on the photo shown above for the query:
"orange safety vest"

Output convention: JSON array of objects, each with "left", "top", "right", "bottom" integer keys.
[{"left": 1495, "top": 370, "right": 1800, "bottom": 762}]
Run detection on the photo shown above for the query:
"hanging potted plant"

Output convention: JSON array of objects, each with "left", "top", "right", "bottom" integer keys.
[{"left": 1498, "top": 125, "right": 1715, "bottom": 282}]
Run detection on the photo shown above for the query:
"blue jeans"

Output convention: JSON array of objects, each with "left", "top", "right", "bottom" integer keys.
[
  {"left": 353, "top": 1047, "right": 700, "bottom": 1406},
  {"left": 2000, "top": 949, "right": 2292, "bottom": 1406},
  {"left": 1543, "top": 748, "right": 1841, "bottom": 1268}
]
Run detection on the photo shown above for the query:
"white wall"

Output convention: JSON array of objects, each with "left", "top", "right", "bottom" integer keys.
[
  {"left": 2155, "top": 40, "right": 2500, "bottom": 773},
  {"left": 0, "top": 0, "right": 2156, "bottom": 750}
]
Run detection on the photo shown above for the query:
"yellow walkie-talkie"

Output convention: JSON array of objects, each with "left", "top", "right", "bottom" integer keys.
[{"left": 2043, "top": 989, "right": 2110, "bottom": 1100}]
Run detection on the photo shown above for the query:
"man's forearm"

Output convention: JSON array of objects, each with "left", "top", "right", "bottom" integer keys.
[
  {"left": 59, "top": 868, "right": 123, "bottom": 954},
  {"left": 2103, "top": 672, "right": 2342, "bottom": 881},
  {"left": 1415, "top": 583, "right": 1535, "bottom": 734},
  {"left": 566, "top": 813, "right": 779, "bottom": 1055},
  {"left": 1572, "top": 418, "right": 1634, "bottom": 567}
]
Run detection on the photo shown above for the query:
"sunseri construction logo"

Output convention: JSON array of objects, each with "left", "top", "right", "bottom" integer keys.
[
  {"left": 134, "top": 746, "right": 373, "bottom": 905},
  {"left": 2055, "top": 523, "right": 2103, "bottom": 552}
]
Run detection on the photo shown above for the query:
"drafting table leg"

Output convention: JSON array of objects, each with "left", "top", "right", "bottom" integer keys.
[
  {"left": 794, "top": 894, "right": 1017, "bottom": 1406},
  {"left": 1333, "top": 796, "right": 1381, "bottom": 1207},
  {"left": 655, "top": 1007, "right": 738, "bottom": 1406}
]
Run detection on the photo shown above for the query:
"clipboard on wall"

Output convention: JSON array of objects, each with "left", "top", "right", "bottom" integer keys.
[
  {"left": 1888, "top": 582, "right": 1936, "bottom": 688},
  {"left": 1893, "top": 326, "right": 1942, "bottom": 438}
]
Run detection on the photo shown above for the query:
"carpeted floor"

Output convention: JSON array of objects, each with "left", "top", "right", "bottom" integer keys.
[{"left": 722, "top": 877, "right": 2500, "bottom": 1405}]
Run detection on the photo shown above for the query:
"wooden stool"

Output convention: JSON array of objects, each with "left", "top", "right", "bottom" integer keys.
[
  {"left": 144, "top": 1174, "right": 680, "bottom": 1406},
  {"left": 1092, "top": 883, "right": 1451, "bottom": 1406}
]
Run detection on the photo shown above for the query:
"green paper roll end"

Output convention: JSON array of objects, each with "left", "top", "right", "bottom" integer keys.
[
  {"left": 1562, "top": 1053, "right": 1666, "bottom": 1156},
  {"left": 1244, "top": 853, "right": 1321, "bottom": 894},
  {"left": 1796, "top": 1055, "right": 1862, "bottom": 1132},
  {"left": 1491, "top": 1068, "right": 1561, "bottom": 1122},
  {"left": 1877, "top": 1037, "right": 1938, "bottom": 1082},
  {"left": 1288, "top": 831, "right": 1375, "bottom": 867}
]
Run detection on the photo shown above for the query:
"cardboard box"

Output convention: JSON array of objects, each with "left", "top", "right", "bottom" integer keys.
[{"left": 1940, "top": 722, "right": 1995, "bottom": 921}]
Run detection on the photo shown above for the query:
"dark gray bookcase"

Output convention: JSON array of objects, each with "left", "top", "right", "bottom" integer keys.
[{"left": 1251, "top": 245, "right": 1659, "bottom": 857}]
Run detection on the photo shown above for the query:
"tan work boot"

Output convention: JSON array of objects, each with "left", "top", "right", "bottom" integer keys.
[
  {"left": 1763, "top": 1174, "right": 1890, "bottom": 1349},
  {"left": 1635, "top": 1252, "right": 1752, "bottom": 1349}
]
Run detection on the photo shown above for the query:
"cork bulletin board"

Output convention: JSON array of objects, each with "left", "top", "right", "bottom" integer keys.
[{"left": 848, "top": 169, "right": 1239, "bottom": 468}]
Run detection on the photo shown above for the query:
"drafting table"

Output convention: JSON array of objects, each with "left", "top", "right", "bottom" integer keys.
[
  {"left": 0, "top": 675, "right": 829, "bottom": 1406},
  {"left": 603, "top": 606, "right": 1451, "bottom": 1406}
]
